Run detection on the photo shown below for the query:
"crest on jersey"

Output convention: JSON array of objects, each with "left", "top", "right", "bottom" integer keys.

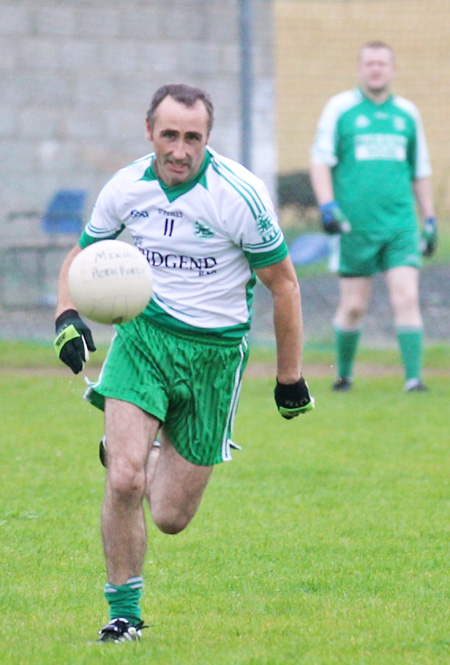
[
  {"left": 194, "top": 221, "right": 215, "bottom": 238},
  {"left": 393, "top": 116, "right": 406, "bottom": 131},
  {"left": 255, "top": 212, "right": 277, "bottom": 243}
]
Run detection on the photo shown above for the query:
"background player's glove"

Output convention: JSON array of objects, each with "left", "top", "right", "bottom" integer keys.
[
  {"left": 54, "top": 309, "right": 96, "bottom": 374},
  {"left": 420, "top": 217, "right": 438, "bottom": 257},
  {"left": 319, "top": 201, "right": 351, "bottom": 235},
  {"left": 274, "top": 377, "right": 315, "bottom": 419}
]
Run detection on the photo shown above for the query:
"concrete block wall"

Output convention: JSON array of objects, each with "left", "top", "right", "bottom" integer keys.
[{"left": 0, "top": 0, "right": 277, "bottom": 232}]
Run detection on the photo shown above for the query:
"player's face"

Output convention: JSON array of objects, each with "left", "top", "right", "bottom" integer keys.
[
  {"left": 358, "top": 47, "right": 396, "bottom": 97},
  {"left": 146, "top": 96, "right": 210, "bottom": 187}
]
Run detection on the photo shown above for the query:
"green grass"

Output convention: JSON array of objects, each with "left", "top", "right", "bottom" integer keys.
[{"left": 1, "top": 343, "right": 449, "bottom": 664}]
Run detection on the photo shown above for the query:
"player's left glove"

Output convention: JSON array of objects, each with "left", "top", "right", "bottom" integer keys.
[
  {"left": 421, "top": 217, "right": 438, "bottom": 257},
  {"left": 274, "top": 377, "right": 315, "bottom": 419},
  {"left": 54, "top": 309, "right": 96, "bottom": 374}
]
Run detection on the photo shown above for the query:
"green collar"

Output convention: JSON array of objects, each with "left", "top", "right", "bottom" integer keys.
[{"left": 140, "top": 150, "right": 211, "bottom": 202}]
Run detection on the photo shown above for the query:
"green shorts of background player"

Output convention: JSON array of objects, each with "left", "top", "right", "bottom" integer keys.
[{"left": 330, "top": 227, "right": 428, "bottom": 392}]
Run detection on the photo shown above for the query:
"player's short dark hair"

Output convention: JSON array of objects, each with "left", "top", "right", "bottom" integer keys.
[{"left": 146, "top": 84, "right": 214, "bottom": 133}]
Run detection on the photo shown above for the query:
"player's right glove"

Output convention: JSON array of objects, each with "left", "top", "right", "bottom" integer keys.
[
  {"left": 319, "top": 201, "right": 351, "bottom": 235},
  {"left": 274, "top": 377, "right": 315, "bottom": 419},
  {"left": 420, "top": 217, "right": 438, "bottom": 257},
  {"left": 54, "top": 309, "right": 96, "bottom": 374}
]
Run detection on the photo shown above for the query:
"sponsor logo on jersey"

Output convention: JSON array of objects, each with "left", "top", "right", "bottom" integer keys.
[
  {"left": 355, "top": 134, "right": 407, "bottom": 161},
  {"left": 139, "top": 248, "right": 217, "bottom": 276},
  {"left": 130, "top": 209, "right": 149, "bottom": 218},
  {"left": 158, "top": 208, "right": 183, "bottom": 218},
  {"left": 194, "top": 221, "right": 215, "bottom": 238},
  {"left": 255, "top": 213, "right": 278, "bottom": 243}
]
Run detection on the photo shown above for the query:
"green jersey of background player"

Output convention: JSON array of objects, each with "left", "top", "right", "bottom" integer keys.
[
  {"left": 310, "top": 40, "right": 437, "bottom": 393},
  {"left": 54, "top": 83, "right": 314, "bottom": 643}
]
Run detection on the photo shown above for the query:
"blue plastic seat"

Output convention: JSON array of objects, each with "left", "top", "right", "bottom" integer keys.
[
  {"left": 40, "top": 189, "right": 87, "bottom": 235},
  {"left": 289, "top": 233, "right": 330, "bottom": 266}
]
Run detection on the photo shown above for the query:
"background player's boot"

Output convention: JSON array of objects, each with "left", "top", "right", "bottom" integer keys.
[
  {"left": 404, "top": 379, "right": 429, "bottom": 392},
  {"left": 332, "top": 377, "right": 352, "bottom": 392}
]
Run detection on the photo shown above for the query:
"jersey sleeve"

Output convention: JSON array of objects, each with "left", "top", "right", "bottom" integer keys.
[
  {"left": 225, "top": 169, "right": 288, "bottom": 269},
  {"left": 311, "top": 89, "right": 360, "bottom": 167},
  {"left": 310, "top": 98, "right": 340, "bottom": 167},
  {"left": 411, "top": 108, "right": 432, "bottom": 179},
  {"left": 79, "top": 177, "right": 126, "bottom": 248}
]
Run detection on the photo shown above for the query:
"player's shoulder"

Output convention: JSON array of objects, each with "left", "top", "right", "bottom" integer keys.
[
  {"left": 390, "top": 94, "right": 421, "bottom": 120},
  {"left": 206, "top": 147, "right": 268, "bottom": 195},
  {"left": 106, "top": 153, "right": 154, "bottom": 189},
  {"left": 321, "top": 88, "right": 363, "bottom": 118}
]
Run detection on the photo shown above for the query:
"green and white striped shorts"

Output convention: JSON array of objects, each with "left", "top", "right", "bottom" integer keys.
[{"left": 85, "top": 315, "right": 249, "bottom": 466}]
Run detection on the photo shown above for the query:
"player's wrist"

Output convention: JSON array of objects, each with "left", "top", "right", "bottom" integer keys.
[
  {"left": 319, "top": 201, "right": 337, "bottom": 214},
  {"left": 55, "top": 308, "right": 80, "bottom": 331}
]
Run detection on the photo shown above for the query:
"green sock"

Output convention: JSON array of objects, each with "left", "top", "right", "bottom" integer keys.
[
  {"left": 104, "top": 576, "right": 143, "bottom": 626},
  {"left": 334, "top": 326, "right": 361, "bottom": 379},
  {"left": 396, "top": 326, "right": 423, "bottom": 381}
]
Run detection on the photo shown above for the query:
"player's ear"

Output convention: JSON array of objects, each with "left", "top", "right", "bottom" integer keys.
[{"left": 145, "top": 119, "right": 153, "bottom": 142}]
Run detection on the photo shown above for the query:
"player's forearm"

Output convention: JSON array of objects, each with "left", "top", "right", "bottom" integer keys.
[
  {"left": 310, "top": 162, "right": 334, "bottom": 205},
  {"left": 413, "top": 177, "right": 435, "bottom": 219},
  {"left": 272, "top": 282, "right": 303, "bottom": 384},
  {"left": 56, "top": 244, "right": 82, "bottom": 317}
]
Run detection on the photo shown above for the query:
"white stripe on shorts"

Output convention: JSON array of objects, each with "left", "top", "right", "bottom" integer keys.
[{"left": 221, "top": 336, "right": 248, "bottom": 461}]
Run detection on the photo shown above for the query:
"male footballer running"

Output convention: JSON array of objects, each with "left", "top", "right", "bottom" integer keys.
[{"left": 54, "top": 83, "right": 314, "bottom": 642}]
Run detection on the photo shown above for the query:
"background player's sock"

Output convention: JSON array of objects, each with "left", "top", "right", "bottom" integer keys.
[
  {"left": 104, "top": 576, "right": 143, "bottom": 627},
  {"left": 396, "top": 326, "right": 423, "bottom": 382},
  {"left": 334, "top": 326, "right": 361, "bottom": 379}
]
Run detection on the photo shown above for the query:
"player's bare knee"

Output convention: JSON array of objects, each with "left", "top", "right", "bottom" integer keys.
[
  {"left": 107, "top": 461, "right": 146, "bottom": 503},
  {"left": 151, "top": 507, "right": 192, "bottom": 535}
]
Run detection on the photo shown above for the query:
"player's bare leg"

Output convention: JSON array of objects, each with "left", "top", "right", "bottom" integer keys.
[
  {"left": 334, "top": 276, "right": 373, "bottom": 328},
  {"left": 385, "top": 266, "right": 422, "bottom": 326},
  {"left": 102, "top": 398, "right": 160, "bottom": 585},
  {"left": 146, "top": 431, "right": 213, "bottom": 535}
]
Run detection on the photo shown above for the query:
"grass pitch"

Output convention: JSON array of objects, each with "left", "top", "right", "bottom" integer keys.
[{"left": 0, "top": 342, "right": 449, "bottom": 664}]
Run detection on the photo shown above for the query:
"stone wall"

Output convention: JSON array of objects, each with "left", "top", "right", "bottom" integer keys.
[{"left": 0, "top": 0, "right": 276, "bottom": 224}]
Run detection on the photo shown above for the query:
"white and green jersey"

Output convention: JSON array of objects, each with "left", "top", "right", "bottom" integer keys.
[
  {"left": 80, "top": 146, "right": 287, "bottom": 341},
  {"left": 311, "top": 87, "right": 432, "bottom": 233}
]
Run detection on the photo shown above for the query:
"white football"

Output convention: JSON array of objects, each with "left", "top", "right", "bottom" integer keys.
[{"left": 68, "top": 240, "right": 153, "bottom": 324}]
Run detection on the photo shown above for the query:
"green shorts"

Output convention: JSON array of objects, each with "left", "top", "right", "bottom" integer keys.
[
  {"left": 337, "top": 228, "right": 421, "bottom": 277},
  {"left": 85, "top": 316, "right": 249, "bottom": 466}
]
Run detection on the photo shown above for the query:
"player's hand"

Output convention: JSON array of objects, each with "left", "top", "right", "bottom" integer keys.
[
  {"left": 421, "top": 217, "right": 438, "bottom": 257},
  {"left": 319, "top": 201, "right": 351, "bottom": 235},
  {"left": 54, "top": 309, "right": 96, "bottom": 374},
  {"left": 274, "top": 377, "right": 315, "bottom": 419}
]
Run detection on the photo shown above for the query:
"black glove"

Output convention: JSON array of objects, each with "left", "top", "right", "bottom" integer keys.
[
  {"left": 420, "top": 217, "right": 438, "bottom": 257},
  {"left": 274, "top": 377, "right": 315, "bottom": 419},
  {"left": 54, "top": 309, "right": 96, "bottom": 374},
  {"left": 319, "top": 201, "right": 351, "bottom": 235}
]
